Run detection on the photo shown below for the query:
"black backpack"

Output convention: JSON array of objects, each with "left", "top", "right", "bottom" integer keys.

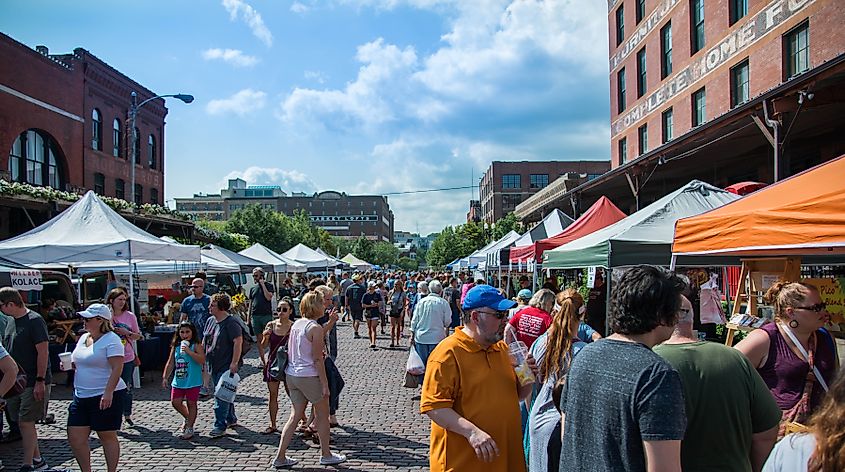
[{"left": 231, "top": 315, "right": 256, "bottom": 364}]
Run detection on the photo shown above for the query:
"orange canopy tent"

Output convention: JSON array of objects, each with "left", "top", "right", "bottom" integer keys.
[
  {"left": 509, "top": 196, "right": 626, "bottom": 263},
  {"left": 672, "top": 154, "right": 845, "bottom": 263}
]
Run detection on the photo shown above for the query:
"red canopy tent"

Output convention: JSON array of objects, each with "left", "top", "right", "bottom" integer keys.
[{"left": 509, "top": 196, "right": 626, "bottom": 263}]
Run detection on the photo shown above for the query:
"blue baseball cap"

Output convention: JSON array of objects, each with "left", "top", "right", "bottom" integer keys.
[
  {"left": 462, "top": 285, "right": 517, "bottom": 311},
  {"left": 517, "top": 289, "right": 533, "bottom": 300}
]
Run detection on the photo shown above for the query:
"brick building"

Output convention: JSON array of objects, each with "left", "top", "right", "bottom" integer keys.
[
  {"left": 176, "top": 179, "right": 395, "bottom": 242},
  {"left": 0, "top": 33, "right": 180, "bottom": 238},
  {"left": 478, "top": 161, "right": 610, "bottom": 223},
  {"left": 526, "top": 0, "right": 845, "bottom": 217}
]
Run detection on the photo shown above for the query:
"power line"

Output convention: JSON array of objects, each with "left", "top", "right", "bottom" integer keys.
[{"left": 382, "top": 185, "right": 475, "bottom": 196}]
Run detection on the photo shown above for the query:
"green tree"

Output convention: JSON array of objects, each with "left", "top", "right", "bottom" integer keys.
[
  {"left": 351, "top": 235, "right": 374, "bottom": 262},
  {"left": 397, "top": 256, "right": 418, "bottom": 271},
  {"left": 427, "top": 226, "right": 465, "bottom": 268},
  {"left": 195, "top": 220, "right": 250, "bottom": 252},
  {"left": 225, "top": 205, "right": 288, "bottom": 252},
  {"left": 457, "top": 221, "right": 487, "bottom": 254},
  {"left": 333, "top": 237, "right": 354, "bottom": 259},
  {"left": 492, "top": 212, "right": 521, "bottom": 240},
  {"left": 370, "top": 241, "right": 399, "bottom": 267}
]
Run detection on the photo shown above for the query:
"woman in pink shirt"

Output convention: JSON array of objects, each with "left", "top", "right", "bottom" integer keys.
[
  {"left": 106, "top": 288, "right": 142, "bottom": 427},
  {"left": 505, "top": 288, "right": 556, "bottom": 348}
]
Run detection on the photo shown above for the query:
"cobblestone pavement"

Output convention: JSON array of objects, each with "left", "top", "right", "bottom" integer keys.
[{"left": 1, "top": 321, "right": 430, "bottom": 471}]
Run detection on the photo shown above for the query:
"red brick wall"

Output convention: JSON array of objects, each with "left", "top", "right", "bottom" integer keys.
[{"left": 607, "top": 0, "right": 844, "bottom": 168}]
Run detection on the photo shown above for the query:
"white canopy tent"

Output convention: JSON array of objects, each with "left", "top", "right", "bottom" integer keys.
[
  {"left": 281, "top": 243, "right": 342, "bottom": 271},
  {"left": 341, "top": 253, "right": 373, "bottom": 271},
  {"left": 239, "top": 243, "right": 307, "bottom": 273}
]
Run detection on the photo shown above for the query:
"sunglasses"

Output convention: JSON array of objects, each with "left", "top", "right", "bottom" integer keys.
[
  {"left": 474, "top": 309, "right": 507, "bottom": 320},
  {"left": 794, "top": 303, "right": 827, "bottom": 313},
  {"left": 278, "top": 307, "right": 290, "bottom": 312}
]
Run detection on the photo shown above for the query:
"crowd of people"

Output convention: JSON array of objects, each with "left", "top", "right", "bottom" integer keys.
[{"left": 0, "top": 265, "right": 842, "bottom": 471}]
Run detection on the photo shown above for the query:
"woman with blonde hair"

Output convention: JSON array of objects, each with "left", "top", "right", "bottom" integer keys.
[
  {"left": 505, "top": 288, "right": 556, "bottom": 347},
  {"left": 763, "top": 368, "right": 845, "bottom": 471},
  {"left": 272, "top": 292, "right": 345, "bottom": 467},
  {"left": 735, "top": 281, "right": 838, "bottom": 437},
  {"left": 525, "top": 288, "right": 586, "bottom": 472}
]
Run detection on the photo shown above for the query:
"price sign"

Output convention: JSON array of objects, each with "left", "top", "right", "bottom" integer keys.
[{"left": 10, "top": 270, "right": 42, "bottom": 290}]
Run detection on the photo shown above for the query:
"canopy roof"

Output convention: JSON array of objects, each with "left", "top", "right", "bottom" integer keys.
[
  {"left": 201, "top": 244, "right": 271, "bottom": 273},
  {"left": 478, "top": 231, "right": 522, "bottom": 269},
  {"left": 239, "top": 243, "right": 307, "bottom": 273},
  {"left": 510, "top": 209, "right": 575, "bottom": 248},
  {"left": 341, "top": 253, "right": 373, "bottom": 270},
  {"left": 0, "top": 191, "right": 199, "bottom": 267},
  {"left": 281, "top": 243, "right": 342, "bottom": 269},
  {"left": 509, "top": 197, "right": 626, "bottom": 263},
  {"left": 544, "top": 181, "right": 739, "bottom": 269},
  {"left": 673, "top": 155, "right": 845, "bottom": 261}
]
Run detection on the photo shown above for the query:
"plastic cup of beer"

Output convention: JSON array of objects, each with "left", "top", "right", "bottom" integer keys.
[
  {"left": 59, "top": 352, "right": 73, "bottom": 371},
  {"left": 508, "top": 341, "right": 535, "bottom": 385}
]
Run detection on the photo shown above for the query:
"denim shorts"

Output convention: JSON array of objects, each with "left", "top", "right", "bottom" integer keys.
[{"left": 67, "top": 389, "right": 127, "bottom": 431}]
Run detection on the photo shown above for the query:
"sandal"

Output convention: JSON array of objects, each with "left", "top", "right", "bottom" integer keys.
[{"left": 261, "top": 426, "right": 278, "bottom": 435}]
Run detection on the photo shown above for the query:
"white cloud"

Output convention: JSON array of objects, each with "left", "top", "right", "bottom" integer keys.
[
  {"left": 206, "top": 89, "right": 267, "bottom": 116},
  {"left": 202, "top": 48, "right": 260, "bottom": 67},
  {"left": 280, "top": 38, "right": 418, "bottom": 129},
  {"left": 222, "top": 0, "right": 273, "bottom": 47},
  {"left": 303, "top": 70, "right": 327, "bottom": 84},
  {"left": 290, "top": 2, "right": 309, "bottom": 13},
  {"left": 221, "top": 167, "right": 319, "bottom": 194}
]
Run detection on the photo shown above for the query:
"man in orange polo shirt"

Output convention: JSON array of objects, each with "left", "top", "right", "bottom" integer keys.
[{"left": 420, "top": 284, "right": 538, "bottom": 472}]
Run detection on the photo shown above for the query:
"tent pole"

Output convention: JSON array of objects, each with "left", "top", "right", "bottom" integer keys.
[{"left": 604, "top": 268, "right": 612, "bottom": 337}]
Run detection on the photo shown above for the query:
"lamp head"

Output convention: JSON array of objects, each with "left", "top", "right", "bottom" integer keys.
[{"left": 174, "top": 94, "right": 194, "bottom": 104}]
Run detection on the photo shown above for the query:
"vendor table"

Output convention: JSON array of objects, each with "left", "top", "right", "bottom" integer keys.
[{"left": 53, "top": 320, "right": 82, "bottom": 344}]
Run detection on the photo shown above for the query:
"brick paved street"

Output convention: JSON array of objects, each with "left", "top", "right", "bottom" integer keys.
[{"left": 1, "top": 321, "right": 430, "bottom": 471}]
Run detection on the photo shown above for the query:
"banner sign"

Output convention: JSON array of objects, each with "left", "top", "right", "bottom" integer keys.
[
  {"left": 10, "top": 270, "right": 42, "bottom": 291},
  {"left": 612, "top": 0, "right": 815, "bottom": 137},
  {"left": 310, "top": 215, "right": 377, "bottom": 223}
]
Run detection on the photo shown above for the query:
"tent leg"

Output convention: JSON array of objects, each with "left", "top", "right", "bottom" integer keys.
[{"left": 604, "top": 269, "right": 612, "bottom": 337}]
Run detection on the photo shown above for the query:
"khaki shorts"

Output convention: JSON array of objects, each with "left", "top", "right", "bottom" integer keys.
[
  {"left": 286, "top": 376, "right": 324, "bottom": 405},
  {"left": 7, "top": 384, "right": 51, "bottom": 422}
]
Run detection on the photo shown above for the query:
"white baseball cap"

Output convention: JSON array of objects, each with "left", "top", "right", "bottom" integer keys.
[{"left": 78, "top": 303, "right": 112, "bottom": 321}]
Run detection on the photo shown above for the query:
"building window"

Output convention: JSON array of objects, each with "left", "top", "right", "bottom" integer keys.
[
  {"left": 133, "top": 127, "right": 141, "bottom": 165},
  {"left": 150, "top": 188, "right": 159, "bottom": 205},
  {"left": 692, "top": 87, "right": 706, "bottom": 126},
  {"left": 529, "top": 174, "right": 549, "bottom": 189},
  {"left": 502, "top": 174, "right": 521, "bottom": 189},
  {"left": 690, "top": 0, "right": 705, "bottom": 54},
  {"left": 638, "top": 124, "right": 648, "bottom": 155},
  {"left": 148, "top": 134, "right": 157, "bottom": 169},
  {"left": 115, "top": 179, "right": 125, "bottom": 200},
  {"left": 730, "top": 59, "right": 750, "bottom": 107},
  {"left": 92, "top": 109, "right": 102, "bottom": 151},
  {"left": 615, "top": 5, "right": 624, "bottom": 46},
  {"left": 729, "top": 0, "right": 747, "bottom": 25},
  {"left": 661, "top": 23, "right": 673, "bottom": 79},
  {"left": 636, "top": 48, "right": 647, "bottom": 98},
  {"left": 662, "top": 108, "right": 674, "bottom": 143},
  {"left": 502, "top": 194, "right": 522, "bottom": 209},
  {"left": 134, "top": 184, "right": 142, "bottom": 205},
  {"left": 94, "top": 173, "right": 105, "bottom": 194},
  {"left": 784, "top": 21, "right": 809, "bottom": 79},
  {"left": 617, "top": 67, "right": 627, "bottom": 113},
  {"left": 7, "top": 129, "right": 64, "bottom": 189},
  {"left": 636, "top": 0, "right": 646, "bottom": 24},
  {"left": 113, "top": 118, "right": 122, "bottom": 157},
  {"left": 618, "top": 137, "right": 627, "bottom": 166}
]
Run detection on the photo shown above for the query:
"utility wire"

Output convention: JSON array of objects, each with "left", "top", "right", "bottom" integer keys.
[{"left": 382, "top": 185, "right": 476, "bottom": 196}]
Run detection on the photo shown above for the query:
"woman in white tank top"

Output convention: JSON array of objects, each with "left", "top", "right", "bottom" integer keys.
[{"left": 272, "top": 292, "right": 346, "bottom": 467}]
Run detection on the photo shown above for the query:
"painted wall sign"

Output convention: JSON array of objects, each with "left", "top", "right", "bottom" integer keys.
[
  {"left": 310, "top": 215, "right": 378, "bottom": 223},
  {"left": 609, "top": 0, "right": 681, "bottom": 71},
  {"left": 611, "top": 0, "right": 815, "bottom": 137}
]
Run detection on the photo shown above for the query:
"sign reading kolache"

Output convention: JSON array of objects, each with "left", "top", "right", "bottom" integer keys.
[
  {"left": 10, "top": 270, "right": 43, "bottom": 291},
  {"left": 611, "top": 0, "right": 816, "bottom": 137}
]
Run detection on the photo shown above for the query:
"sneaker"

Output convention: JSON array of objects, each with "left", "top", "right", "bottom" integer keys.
[
  {"left": 319, "top": 453, "right": 347, "bottom": 465},
  {"left": 209, "top": 428, "right": 226, "bottom": 438},
  {"left": 271, "top": 457, "right": 298, "bottom": 469},
  {"left": 226, "top": 421, "right": 239, "bottom": 429},
  {"left": 353, "top": 333, "right": 360, "bottom": 339},
  {"left": 180, "top": 427, "right": 194, "bottom": 440},
  {"left": 32, "top": 458, "right": 48, "bottom": 471}
]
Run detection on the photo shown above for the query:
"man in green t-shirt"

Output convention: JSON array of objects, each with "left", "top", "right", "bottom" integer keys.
[{"left": 654, "top": 295, "right": 782, "bottom": 472}]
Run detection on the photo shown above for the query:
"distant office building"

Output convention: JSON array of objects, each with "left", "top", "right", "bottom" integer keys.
[
  {"left": 393, "top": 231, "right": 434, "bottom": 260},
  {"left": 175, "top": 178, "right": 394, "bottom": 242},
  {"left": 478, "top": 161, "right": 610, "bottom": 223}
]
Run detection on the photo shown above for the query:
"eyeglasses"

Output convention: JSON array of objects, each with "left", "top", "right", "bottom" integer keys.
[
  {"left": 794, "top": 303, "right": 827, "bottom": 313},
  {"left": 474, "top": 309, "right": 507, "bottom": 320}
]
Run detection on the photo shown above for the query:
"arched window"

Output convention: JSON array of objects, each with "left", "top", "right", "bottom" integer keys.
[
  {"left": 7, "top": 129, "right": 64, "bottom": 189},
  {"left": 133, "top": 127, "right": 141, "bottom": 165},
  {"left": 148, "top": 134, "right": 157, "bottom": 169},
  {"left": 92, "top": 109, "right": 102, "bottom": 151},
  {"left": 113, "top": 118, "right": 121, "bottom": 157}
]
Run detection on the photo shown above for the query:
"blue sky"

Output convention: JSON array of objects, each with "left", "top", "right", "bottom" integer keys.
[{"left": 1, "top": 0, "right": 610, "bottom": 235}]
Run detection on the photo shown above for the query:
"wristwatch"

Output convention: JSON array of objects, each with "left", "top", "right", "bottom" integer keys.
[{"left": 35, "top": 377, "right": 46, "bottom": 382}]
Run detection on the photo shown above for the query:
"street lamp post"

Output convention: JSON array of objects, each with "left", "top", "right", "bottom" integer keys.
[{"left": 128, "top": 91, "right": 194, "bottom": 208}]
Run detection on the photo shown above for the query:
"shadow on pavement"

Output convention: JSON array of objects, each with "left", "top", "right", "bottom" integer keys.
[{"left": 331, "top": 426, "right": 428, "bottom": 468}]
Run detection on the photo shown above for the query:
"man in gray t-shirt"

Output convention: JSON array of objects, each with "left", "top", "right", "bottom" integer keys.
[{"left": 560, "top": 265, "right": 687, "bottom": 472}]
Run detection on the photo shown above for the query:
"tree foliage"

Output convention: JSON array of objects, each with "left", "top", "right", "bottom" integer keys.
[
  {"left": 370, "top": 241, "right": 400, "bottom": 267},
  {"left": 196, "top": 220, "right": 250, "bottom": 252},
  {"left": 492, "top": 212, "right": 521, "bottom": 240},
  {"left": 427, "top": 226, "right": 465, "bottom": 268},
  {"left": 224, "top": 204, "right": 336, "bottom": 254},
  {"left": 351, "top": 235, "right": 374, "bottom": 262}
]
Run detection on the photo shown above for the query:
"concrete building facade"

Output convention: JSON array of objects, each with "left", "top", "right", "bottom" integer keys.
[{"left": 478, "top": 161, "right": 610, "bottom": 223}]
